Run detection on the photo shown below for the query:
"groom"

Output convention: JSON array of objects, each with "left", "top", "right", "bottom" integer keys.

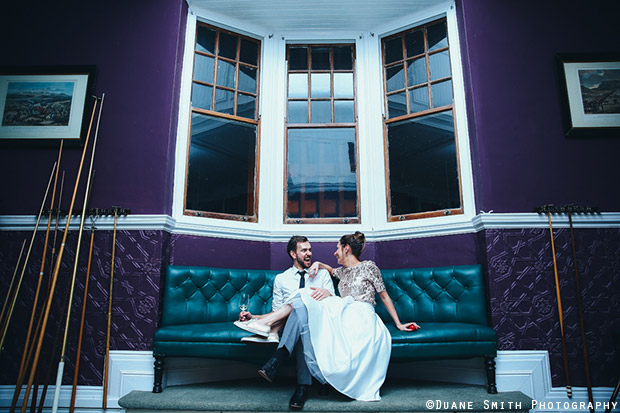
[{"left": 238, "top": 235, "right": 334, "bottom": 409}]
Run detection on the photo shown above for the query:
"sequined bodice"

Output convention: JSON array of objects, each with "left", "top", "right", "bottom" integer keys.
[{"left": 333, "top": 260, "right": 385, "bottom": 306}]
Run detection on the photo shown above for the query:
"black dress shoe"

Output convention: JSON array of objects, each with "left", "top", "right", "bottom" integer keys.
[
  {"left": 258, "top": 357, "right": 280, "bottom": 382},
  {"left": 289, "top": 385, "right": 309, "bottom": 410}
]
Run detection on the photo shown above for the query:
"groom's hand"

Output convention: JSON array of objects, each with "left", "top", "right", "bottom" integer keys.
[
  {"left": 310, "top": 287, "right": 330, "bottom": 301},
  {"left": 239, "top": 311, "right": 252, "bottom": 321}
]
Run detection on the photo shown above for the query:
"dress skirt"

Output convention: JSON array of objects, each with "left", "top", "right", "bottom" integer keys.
[{"left": 293, "top": 291, "right": 392, "bottom": 401}]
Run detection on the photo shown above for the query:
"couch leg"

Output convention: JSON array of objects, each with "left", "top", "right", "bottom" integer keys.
[
  {"left": 484, "top": 356, "right": 498, "bottom": 394},
  {"left": 153, "top": 355, "right": 165, "bottom": 393}
]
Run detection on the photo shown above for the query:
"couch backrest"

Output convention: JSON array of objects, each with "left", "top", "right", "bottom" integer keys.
[
  {"left": 376, "top": 265, "right": 490, "bottom": 325},
  {"left": 160, "top": 266, "right": 279, "bottom": 326}
]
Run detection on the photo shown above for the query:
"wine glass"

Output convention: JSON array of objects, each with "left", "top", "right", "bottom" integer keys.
[{"left": 239, "top": 293, "right": 250, "bottom": 312}]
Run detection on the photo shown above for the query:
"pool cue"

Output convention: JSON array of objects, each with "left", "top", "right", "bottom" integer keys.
[
  {"left": 0, "top": 161, "right": 56, "bottom": 353},
  {"left": 102, "top": 207, "right": 118, "bottom": 410},
  {"left": 52, "top": 94, "right": 104, "bottom": 413},
  {"left": 547, "top": 212, "right": 572, "bottom": 398},
  {"left": 0, "top": 240, "right": 27, "bottom": 337},
  {"left": 70, "top": 195, "right": 99, "bottom": 412},
  {"left": 11, "top": 141, "right": 63, "bottom": 408},
  {"left": 567, "top": 211, "right": 593, "bottom": 412},
  {"left": 20, "top": 96, "right": 99, "bottom": 413}
]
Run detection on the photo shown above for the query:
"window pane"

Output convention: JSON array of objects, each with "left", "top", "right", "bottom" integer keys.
[
  {"left": 387, "top": 111, "right": 459, "bottom": 215},
  {"left": 407, "top": 57, "right": 427, "bottom": 86},
  {"left": 218, "top": 32, "right": 238, "bottom": 59},
  {"left": 194, "top": 54, "right": 215, "bottom": 84},
  {"left": 334, "top": 73, "right": 353, "bottom": 98},
  {"left": 311, "top": 47, "right": 330, "bottom": 70},
  {"left": 239, "top": 38, "right": 258, "bottom": 65},
  {"left": 334, "top": 46, "right": 353, "bottom": 70},
  {"left": 214, "top": 88, "right": 235, "bottom": 114},
  {"left": 196, "top": 26, "right": 216, "bottom": 55},
  {"left": 334, "top": 101, "right": 354, "bottom": 123},
  {"left": 288, "top": 101, "right": 308, "bottom": 123},
  {"left": 216, "top": 59, "right": 236, "bottom": 88},
  {"left": 238, "top": 65, "right": 257, "bottom": 94},
  {"left": 311, "top": 73, "right": 330, "bottom": 98},
  {"left": 429, "top": 50, "right": 451, "bottom": 81},
  {"left": 410, "top": 86, "right": 429, "bottom": 112},
  {"left": 289, "top": 73, "right": 308, "bottom": 98},
  {"left": 387, "top": 92, "right": 407, "bottom": 119},
  {"left": 289, "top": 47, "right": 308, "bottom": 70},
  {"left": 384, "top": 36, "right": 403, "bottom": 64},
  {"left": 237, "top": 93, "right": 256, "bottom": 119},
  {"left": 186, "top": 113, "right": 256, "bottom": 215},
  {"left": 405, "top": 29, "right": 424, "bottom": 57},
  {"left": 386, "top": 64, "right": 405, "bottom": 93},
  {"left": 428, "top": 21, "right": 448, "bottom": 52},
  {"left": 191, "top": 82, "right": 212, "bottom": 111},
  {"left": 311, "top": 101, "right": 331, "bottom": 123},
  {"left": 431, "top": 80, "right": 453, "bottom": 107},
  {"left": 287, "top": 128, "right": 357, "bottom": 218}
]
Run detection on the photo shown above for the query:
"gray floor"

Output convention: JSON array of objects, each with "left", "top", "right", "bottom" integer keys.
[{"left": 119, "top": 378, "right": 532, "bottom": 412}]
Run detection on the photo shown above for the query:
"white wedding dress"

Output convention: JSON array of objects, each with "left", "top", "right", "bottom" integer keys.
[{"left": 294, "top": 261, "right": 392, "bottom": 401}]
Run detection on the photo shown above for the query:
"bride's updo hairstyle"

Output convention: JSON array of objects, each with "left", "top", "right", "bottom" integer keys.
[{"left": 339, "top": 231, "right": 366, "bottom": 259}]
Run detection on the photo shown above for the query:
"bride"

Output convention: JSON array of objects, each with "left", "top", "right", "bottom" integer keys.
[{"left": 235, "top": 231, "right": 419, "bottom": 402}]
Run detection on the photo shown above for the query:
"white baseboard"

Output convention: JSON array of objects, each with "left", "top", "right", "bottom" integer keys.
[{"left": 1, "top": 350, "right": 616, "bottom": 412}]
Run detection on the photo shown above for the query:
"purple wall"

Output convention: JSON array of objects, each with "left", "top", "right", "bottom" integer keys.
[
  {"left": 1, "top": 0, "right": 619, "bottom": 391},
  {"left": 0, "top": 0, "right": 187, "bottom": 216},
  {"left": 457, "top": 0, "right": 620, "bottom": 213}
]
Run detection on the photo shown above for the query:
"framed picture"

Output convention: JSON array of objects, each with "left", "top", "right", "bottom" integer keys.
[
  {"left": 558, "top": 54, "right": 620, "bottom": 137},
  {"left": 0, "top": 65, "right": 96, "bottom": 145}
]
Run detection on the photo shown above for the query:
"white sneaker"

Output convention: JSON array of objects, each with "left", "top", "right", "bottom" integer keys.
[
  {"left": 233, "top": 319, "right": 270, "bottom": 337},
  {"left": 241, "top": 333, "right": 279, "bottom": 344}
]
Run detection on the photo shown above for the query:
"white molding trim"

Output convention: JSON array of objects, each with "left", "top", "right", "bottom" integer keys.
[
  {"left": 3, "top": 350, "right": 615, "bottom": 412},
  {"left": 1, "top": 212, "right": 619, "bottom": 242}
]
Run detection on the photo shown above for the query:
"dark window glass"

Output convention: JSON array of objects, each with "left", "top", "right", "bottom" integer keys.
[
  {"left": 287, "top": 128, "right": 357, "bottom": 219},
  {"left": 289, "top": 47, "right": 308, "bottom": 70},
  {"left": 311, "top": 47, "right": 331, "bottom": 70},
  {"left": 409, "top": 86, "right": 429, "bottom": 112},
  {"left": 387, "top": 111, "right": 459, "bottom": 215},
  {"left": 405, "top": 30, "right": 424, "bottom": 57},
  {"left": 239, "top": 38, "right": 258, "bottom": 65},
  {"left": 407, "top": 57, "right": 427, "bottom": 86},
  {"left": 238, "top": 65, "right": 257, "bottom": 93},
  {"left": 387, "top": 92, "right": 407, "bottom": 118},
  {"left": 196, "top": 26, "right": 216, "bottom": 54},
  {"left": 218, "top": 32, "right": 238, "bottom": 59},
  {"left": 237, "top": 93, "right": 256, "bottom": 118},
  {"left": 333, "top": 46, "right": 353, "bottom": 70},
  {"left": 428, "top": 21, "right": 448, "bottom": 51},
  {"left": 384, "top": 36, "right": 403, "bottom": 64},
  {"left": 386, "top": 64, "right": 405, "bottom": 93},
  {"left": 186, "top": 114, "right": 257, "bottom": 216}
]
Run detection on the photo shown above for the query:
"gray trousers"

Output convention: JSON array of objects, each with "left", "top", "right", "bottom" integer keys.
[{"left": 278, "top": 304, "right": 312, "bottom": 385}]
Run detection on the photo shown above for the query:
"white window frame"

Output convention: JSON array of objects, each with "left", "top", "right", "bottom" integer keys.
[{"left": 171, "top": 1, "right": 476, "bottom": 242}]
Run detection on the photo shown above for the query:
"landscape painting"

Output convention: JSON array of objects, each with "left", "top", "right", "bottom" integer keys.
[
  {"left": 0, "top": 66, "right": 95, "bottom": 144},
  {"left": 578, "top": 69, "right": 620, "bottom": 114},
  {"left": 2, "top": 81, "right": 75, "bottom": 126}
]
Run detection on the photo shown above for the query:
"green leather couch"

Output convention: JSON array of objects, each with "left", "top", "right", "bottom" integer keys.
[{"left": 153, "top": 264, "right": 497, "bottom": 394}]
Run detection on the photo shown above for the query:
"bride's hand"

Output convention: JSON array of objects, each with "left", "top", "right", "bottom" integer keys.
[
  {"left": 308, "top": 261, "right": 321, "bottom": 278},
  {"left": 398, "top": 322, "right": 420, "bottom": 332}
]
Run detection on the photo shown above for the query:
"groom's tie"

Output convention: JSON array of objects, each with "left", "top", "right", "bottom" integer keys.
[{"left": 298, "top": 270, "right": 305, "bottom": 289}]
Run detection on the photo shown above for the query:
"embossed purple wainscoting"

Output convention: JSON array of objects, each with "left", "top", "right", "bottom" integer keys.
[{"left": 483, "top": 227, "right": 620, "bottom": 387}]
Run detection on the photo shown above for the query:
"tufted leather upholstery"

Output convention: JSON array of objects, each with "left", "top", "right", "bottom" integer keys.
[{"left": 153, "top": 264, "right": 497, "bottom": 394}]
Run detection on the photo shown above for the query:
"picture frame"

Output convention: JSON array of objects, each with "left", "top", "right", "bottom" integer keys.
[
  {"left": 0, "top": 65, "right": 96, "bottom": 145},
  {"left": 558, "top": 53, "right": 620, "bottom": 137}
]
